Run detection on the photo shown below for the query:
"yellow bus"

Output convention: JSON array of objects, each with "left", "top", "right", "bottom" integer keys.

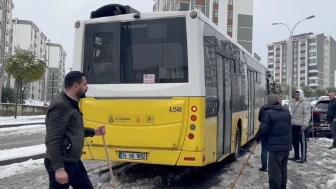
[{"left": 72, "top": 4, "right": 272, "bottom": 167}]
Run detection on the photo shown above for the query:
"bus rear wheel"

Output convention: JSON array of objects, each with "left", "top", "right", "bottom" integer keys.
[{"left": 231, "top": 128, "right": 241, "bottom": 161}]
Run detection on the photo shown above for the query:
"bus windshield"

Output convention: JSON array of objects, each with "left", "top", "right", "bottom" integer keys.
[{"left": 83, "top": 17, "right": 188, "bottom": 84}]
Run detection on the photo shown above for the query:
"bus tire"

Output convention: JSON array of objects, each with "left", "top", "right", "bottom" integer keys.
[{"left": 231, "top": 127, "right": 241, "bottom": 161}]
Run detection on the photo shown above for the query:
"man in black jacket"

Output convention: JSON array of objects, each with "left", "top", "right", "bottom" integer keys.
[
  {"left": 255, "top": 94, "right": 292, "bottom": 189},
  {"left": 326, "top": 92, "right": 336, "bottom": 149},
  {"left": 258, "top": 104, "right": 268, "bottom": 172},
  {"left": 44, "top": 71, "right": 106, "bottom": 189}
]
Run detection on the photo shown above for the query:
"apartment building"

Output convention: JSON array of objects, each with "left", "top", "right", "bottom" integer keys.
[
  {"left": 153, "top": 0, "right": 254, "bottom": 53},
  {"left": 267, "top": 33, "right": 336, "bottom": 89},
  {"left": 10, "top": 18, "right": 48, "bottom": 100},
  {"left": 0, "top": 0, "right": 14, "bottom": 93},
  {"left": 45, "top": 42, "right": 66, "bottom": 102},
  {"left": 324, "top": 36, "right": 336, "bottom": 88}
]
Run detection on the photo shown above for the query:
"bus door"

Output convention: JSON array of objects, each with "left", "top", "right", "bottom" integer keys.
[
  {"left": 247, "top": 69, "right": 255, "bottom": 139},
  {"left": 216, "top": 52, "right": 232, "bottom": 159}
]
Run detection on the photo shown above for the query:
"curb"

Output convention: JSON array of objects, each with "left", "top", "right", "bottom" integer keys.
[
  {"left": 0, "top": 122, "right": 45, "bottom": 128},
  {"left": 0, "top": 153, "right": 45, "bottom": 166}
]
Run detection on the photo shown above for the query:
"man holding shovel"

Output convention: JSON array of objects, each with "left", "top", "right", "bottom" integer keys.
[
  {"left": 255, "top": 94, "right": 292, "bottom": 189},
  {"left": 44, "top": 71, "right": 106, "bottom": 189}
]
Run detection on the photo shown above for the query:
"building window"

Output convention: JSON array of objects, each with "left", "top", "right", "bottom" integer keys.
[
  {"left": 309, "top": 46, "right": 316, "bottom": 50},
  {"left": 195, "top": 6, "right": 205, "bottom": 14},
  {"left": 308, "top": 39, "right": 316, "bottom": 43},
  {"left": 309, "top": 59, "right": 316, "bottom": 63},
  {"left": 228, "top": 0, "right": 233, "bottom": 5},
  {"left": 309, "top": 52, "right": 316, "bottom": 56},
  {"left": 227, "top": 12, "right": 233, "bottom": 19},
  {"left": 227, "top": 26, "right": 232, "bottom": 32},
  {"left": 213, "top": 10, "right": 218, "bottom": 18},
  {"left": 178, "top": 2, "right": 189, "bottom": 11}
]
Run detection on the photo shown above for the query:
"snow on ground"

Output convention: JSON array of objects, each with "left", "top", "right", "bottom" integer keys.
[
  {"left": 23, "top": 100, "right": 49, "bottom": 107},
  {"left": 0, "top": 115, "right": 45, "bottom": 121},
  {"left": 94, "top": 137, "right": 336, "bottom": 189},
  {"left": 1, "top": 138, "right": 336, "bottom": 189},
  {"left": 211, "top": 137, "right": 336, "bottom": 189},
  {"left": 0, "top": 144, "right": 45, "bottom": 161},
  {"left": 0, "top": 124, "right": 45, "bottom": 138},
  {"left": 0, "top": 159, "right": 44, "bottom": 179},
  {"left": 0, "top": 115, "right": 45, "bottom": 126},
  {"left": 0, "top": 115, "right": 45, "bottom": 127}
]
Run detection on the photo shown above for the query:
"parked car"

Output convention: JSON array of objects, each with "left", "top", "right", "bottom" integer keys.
[{"left": 311, "top": 98, "right": 332, "bottom": 137}]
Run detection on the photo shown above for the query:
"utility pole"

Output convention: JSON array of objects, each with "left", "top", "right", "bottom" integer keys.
[
  {"left": 0, "top": 0, "right": 8, "bottom": 101},
  {"left": 271, "top": 15, "right": 315, "bottom": 113}
]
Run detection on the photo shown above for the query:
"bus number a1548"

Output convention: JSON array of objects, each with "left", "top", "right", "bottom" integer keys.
[{"left": 169, "top": 107, "right": 182, "bottom": 113}]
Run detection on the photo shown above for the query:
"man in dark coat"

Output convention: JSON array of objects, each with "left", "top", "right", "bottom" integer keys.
[
  {"left": 44, "top": 71, "right": 106, "bottom": 189},
  {"left": 255, "top": 94, "right": 292, "bottom": 189},
  {"left": 326, "top": 92, "right": 336, "bottom": 149},
  {"left": 258, "top": 104, "right": 268, "bottom": 172}
]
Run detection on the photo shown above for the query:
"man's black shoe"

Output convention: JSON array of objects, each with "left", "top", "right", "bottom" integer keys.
[
  {"left": 329, "top": 145, "right": 336, "bottom": 149},
  {"left": 295, "top": 159, "right": 306, "bottom": 163},
  {"left": 288, "top": 157, "right": 299, "bottom": 161},
  {"left": 259, "top": 168, "right": 267, "bottom": 172}
]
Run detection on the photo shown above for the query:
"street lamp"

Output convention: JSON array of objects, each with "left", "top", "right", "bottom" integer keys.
[{"left": 272, "top": 15, "right": 315, "bottom": 112}]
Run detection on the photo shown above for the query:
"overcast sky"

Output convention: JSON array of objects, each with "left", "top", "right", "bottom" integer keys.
[{"left": 12, "top": 0, "right": 336, "bottom": 71}]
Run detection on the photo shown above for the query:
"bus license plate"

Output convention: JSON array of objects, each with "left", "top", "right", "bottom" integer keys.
[{"left": 119, "top": 152, "right": 147, "bottom": 160}]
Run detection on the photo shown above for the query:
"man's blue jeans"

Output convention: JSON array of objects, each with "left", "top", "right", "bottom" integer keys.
[{"left": 261, "top": 140, "right": 268, "bottom": 169}]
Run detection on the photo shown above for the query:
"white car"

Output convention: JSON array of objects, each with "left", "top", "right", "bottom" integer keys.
[{"left": 282, "top": 100, "right": 289, "bottom": 106}]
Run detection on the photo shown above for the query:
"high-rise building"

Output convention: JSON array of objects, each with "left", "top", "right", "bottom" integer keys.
[
  {"left": 153, "top": 0, "right": 254, "bottom": 53},
  {"left": 45, "top": 42, "right": 66, "bottom": 102},
  {"left": 7, "top": 17, "right": 67, "bottom": 102},
  {"left": 267, "top": 33, "right": 336, "bottom": 89},
  {"left": 10, "top": 18, "right": 48, "bottom": 100},
  {"left": 324, "top": 36, "right": 336, "bottom": 88},
  {"left": 0, "top": 0, "right": 14, "bottom": 99}
]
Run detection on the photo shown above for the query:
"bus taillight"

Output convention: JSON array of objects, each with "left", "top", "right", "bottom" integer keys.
[
  {"left": 191, "top": 115, "right": 197, "bottom": 121},
  {"left": 191, "top": 106, "right": 197, "bottom": 112},
  {"left": 188, "top": 133, "right": 194, "bottom": 139}
]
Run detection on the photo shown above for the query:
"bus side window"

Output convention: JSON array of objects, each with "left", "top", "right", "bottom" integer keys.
[{"left": 206, "top": 97, "right": 218, "bottom": 118}]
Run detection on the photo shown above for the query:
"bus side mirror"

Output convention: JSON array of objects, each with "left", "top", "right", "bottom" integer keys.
[{"left": 90, "top": 4, "right": 140, "bottom": 19}]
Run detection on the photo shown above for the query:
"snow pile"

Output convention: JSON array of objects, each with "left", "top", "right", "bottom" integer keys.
[
  {"left": 0, "top": 159, "right": 44, "bottom": 179},
  {"left": 0, "top": 124, "right": 45, "bottom": 138},
  {"left": 23, "top": 100, "right": 49, "bottom": 107},
  {"left": 327, "top": 174, "right": 336, "bottom": 187},
  {"left": 0, "top": 115, "right": 45, "bottom": 126},
  {"left": 0, "top": 115, "right": 45, "bottom": 121},
  {"left": 0, "top": 144, "right": 45, "bottom": 161}
]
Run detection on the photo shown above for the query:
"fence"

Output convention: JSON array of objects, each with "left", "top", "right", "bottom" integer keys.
[{"left": 0, "top": 103, "right": 48, "bottom": 117}]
